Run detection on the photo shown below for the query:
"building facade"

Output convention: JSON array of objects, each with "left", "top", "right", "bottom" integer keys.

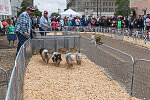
[
  {"left": 10, "top": 0, "right": 34, "bottom": 17},
  {"left": 67, "top": 0, "right": 117, "bottom": 16},
  {"left": 0, "top": 0, "right": 34, "bottom": 20},
  {"left": 131, "top": 0, "right": 150, "bottom": 17}
]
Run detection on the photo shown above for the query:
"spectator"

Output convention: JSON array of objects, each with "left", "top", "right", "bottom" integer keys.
[
  {"left": 11, "top": 17, "right": 15, "bottom": 26},
  {"left": 87, "top": 15, "right": 92, "bottom": 27},
  {"left": 117, "top": 18, "right": 122, "bottom": 28},
  {"left": 75, "top": 16, "right": 80, "bottom": 26},
  {"left": 145, "top": 14, "right": 150, "bottom": 33},
  {"left": 15, "top": 6, "right": 35, "bottom": 56},
  {"left": 7, "top": 19, "right": 16, "bottom": 46},
  {"left": 68, "top": 14, "right": 73, "bottom": 21},
  {"left": 39, "top": 11, "right": 51, "bottom": 35},
  {"left": 2, "top": 20, "right": 9, "bottom": 35},
  {"left": 71, "top": 17, "right": 76, "bottom": 27},
  {"left": 111, "top": 17, "right": 117, "bottom": 28},
  {"left": 81, "top": 15, "right": 86, "bottom": 26},
  {"left": 0, "top": 19, "right": 3, "bottom": 30},
  {"left": 124, "top": 17, "right": 129, "bottom": 28}
]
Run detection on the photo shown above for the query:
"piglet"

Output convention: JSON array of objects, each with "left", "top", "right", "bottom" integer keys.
[
  {"left": 40, "top": 48, "right": 51, "bottom": 63},
  {"left": 52, "top": 52, "right": 62, "bottom": 66},
  {"left": 76, "top": 53, "right": 82, "bottom": 65},
  {"left": 66, "top": 53, "right": 76, "bottom": 69}
]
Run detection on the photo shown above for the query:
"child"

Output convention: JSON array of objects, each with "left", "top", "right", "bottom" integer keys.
[{"left": 7, "top": 19, "right": 16, "bottom": 47}]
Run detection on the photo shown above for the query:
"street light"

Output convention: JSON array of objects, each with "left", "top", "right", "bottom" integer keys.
[
  {"left": 97, "top": 0, "right": 98, "bottom": 16},
  {"left": 100, "top": 0, "right": 101, "bottom": 16}
]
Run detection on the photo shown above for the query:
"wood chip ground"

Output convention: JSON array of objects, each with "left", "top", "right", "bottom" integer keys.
[{"left": 23, "top": 54, "right": 140, "bottom": 100}]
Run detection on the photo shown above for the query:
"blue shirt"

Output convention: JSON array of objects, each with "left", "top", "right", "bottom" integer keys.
[
  {"left": 39, "top": 16, "right": 51, "bottom": 31},
  {"left": 15, "top": 11, "right": 32, "bottom": 36}
]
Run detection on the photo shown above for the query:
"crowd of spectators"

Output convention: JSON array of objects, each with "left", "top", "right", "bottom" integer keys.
[{"left": 1, "top": 11, "right": 150, "bottom": 47}]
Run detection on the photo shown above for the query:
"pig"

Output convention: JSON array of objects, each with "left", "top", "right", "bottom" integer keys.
[
  {"left": 66, "top": 53, "right": 76, "bottom": 69},
  {"left": 52, "top": 52, "right": 62, "bottom": 66},
  {"left": 76, "top": 53, "right": 82, "bottom": 65},
  {"left": 40, "top": 48, "right": 51, "bottom": 63}
]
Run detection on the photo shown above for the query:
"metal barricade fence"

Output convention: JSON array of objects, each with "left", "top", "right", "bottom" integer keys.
[
  {"left": 0, "top": 68, "right": 8, "bottom": 100},
  {"left": 5, "top": 39, "right": 33, "bottom": 100},
  {"left": 80, "top": 35, "right": 150, "bottom": 100},
  {"left": 132, "top": 59, "right": 150, "bottom": 100}
]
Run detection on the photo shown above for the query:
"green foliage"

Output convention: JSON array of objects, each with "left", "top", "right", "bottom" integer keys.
[
  {"left": 18, "top": 0, "right": 29, "bottom": 15},
  {"left": 115, "top": 0, "right": 131, "bottom": 16},
  {"left": 51, "top": 12, "right": 59, "bottom": 17},
  {"left": 95, "top": 36, "right": 101, "bottom": 40},
  {"left": 18, "top": 0, "right": 42, "bottom": 17}
]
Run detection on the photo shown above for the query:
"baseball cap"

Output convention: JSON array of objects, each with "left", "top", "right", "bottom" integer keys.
[
  {"left": 26, "top": 6, "right": 35, "bottom": 11},
  {"left": 44, "top": 11, "right": 48, "bottom": 14}
]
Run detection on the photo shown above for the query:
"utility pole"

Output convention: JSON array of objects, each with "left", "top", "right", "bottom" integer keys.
[
  {"left": 100, "top": 0, "right": 101, "bottom": 16},
  {"left": 97, "top": 0, "right": 98, "bottom": 16}
]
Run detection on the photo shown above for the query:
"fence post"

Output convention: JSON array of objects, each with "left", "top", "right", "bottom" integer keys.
[
  {"left": 130, "top": 59, "right": 135, "bottom": 96},
  {"left": 95, "top": 42, "right": 98, "bottom": 65}
]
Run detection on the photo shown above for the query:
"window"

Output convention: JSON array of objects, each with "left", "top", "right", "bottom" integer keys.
[
  {"left": 103, "top": 8, "right": 107, "bottom": 12},
  {"left": 109, "top": 2, "right": 113, "bottom": 6},
  {"left": 77, "top": 2, "right": 80, "bottom": 6},
  {"left": 109, "top": 8, "right": 113, "bottom": 12},
  {"left": 85, "top": 2, "right": 89, "bottom": 6},
  {"left": 77, "top": 8, "right": 80, "bottom": 12},
  {"left": 103, "top": 2, "right": 107, "bottom": 6},
  {"left": 91, "top": 2, "right": 95, "bottom": 6},
  {"left": 93, "top": 8, "right": 95, "bottom": 12}
]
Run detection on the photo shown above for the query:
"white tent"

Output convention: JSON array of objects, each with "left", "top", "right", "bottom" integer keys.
[{"left": 61, "top": 9, "right": 80, "bottom": 18}]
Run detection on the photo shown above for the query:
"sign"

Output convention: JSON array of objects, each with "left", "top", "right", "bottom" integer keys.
[{"left": 0, "top": 0, "right": 12, "bottom": 15}]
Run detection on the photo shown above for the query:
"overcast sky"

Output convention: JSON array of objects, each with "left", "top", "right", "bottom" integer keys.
[{"left": 34, "top": 0, "right": 66, "bottom": 15}]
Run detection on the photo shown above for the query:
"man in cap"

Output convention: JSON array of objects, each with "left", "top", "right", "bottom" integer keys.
[
  {"left": 15, "top": 6, "right": 35, "bottom": 56},
  {"left": 39, "top": 11, "right": 51, "bottom": 36}
]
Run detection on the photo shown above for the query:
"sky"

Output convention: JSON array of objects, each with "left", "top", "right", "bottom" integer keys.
[{"left": 34, "top": 0, "right": 66, "bottom": 15}]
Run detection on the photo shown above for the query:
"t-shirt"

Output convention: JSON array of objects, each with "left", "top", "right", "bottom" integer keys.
[
  {"left": 117, "top": 21, "right": 121, "bottom": 28},
  {"left": 8, "top": 25, "right": 15, "bottom": 34},
  {"left": 146, "top": 18, "right": 150, "bottom": 26},
  {"left": 75, "top": 19, "right": 80, "bottom": 26}
]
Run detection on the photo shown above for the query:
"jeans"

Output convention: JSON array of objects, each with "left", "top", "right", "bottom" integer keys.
[
  {"left": 16, "top": 32, "right": 27, "bottom": 56},
  {"left": 39, "top": 27, "right": 46, "bottom": 36}
]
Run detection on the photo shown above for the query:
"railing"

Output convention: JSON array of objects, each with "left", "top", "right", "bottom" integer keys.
[
  {"left": 0, "top": 68, "right": 8, "bottom": 100},
  {"left": 80, "top": 35, "right": 150, "bottom": 100}
]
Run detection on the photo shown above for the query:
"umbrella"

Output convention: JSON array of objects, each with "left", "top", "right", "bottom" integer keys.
[{"left": 118, "top": 15, "right": 122, "bottom": 17}]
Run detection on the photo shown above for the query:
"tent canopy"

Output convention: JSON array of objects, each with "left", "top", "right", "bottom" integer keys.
[{"left": 61, "top": 9, "right": 80, "bottom": 18}]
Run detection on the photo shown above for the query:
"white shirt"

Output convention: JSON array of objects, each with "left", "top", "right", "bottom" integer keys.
[
  {"left": 0, "top": 21, "right": 3, "bottom": 29},
  {"left": 75, "top": 19, "right": 80, "bottom": 26}
]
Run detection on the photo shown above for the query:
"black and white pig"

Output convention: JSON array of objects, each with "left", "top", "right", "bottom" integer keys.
[
  {"left": 52, "top": 52, "right": 62, "bottom": 66},
  {"left": 40, "top": 48, "right": 51, "bottom": 63}
]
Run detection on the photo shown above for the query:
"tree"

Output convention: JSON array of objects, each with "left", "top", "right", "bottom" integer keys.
[
  {"left": 33, "top": 5, "right": 42, "bottom": 17},
  {"left": 18, "top": 0, "right": 42, "bottom": 17},
  {"left": 115, "top": 0, "right": 131, "bottom": 16},
  {"left": 18, "top": 0, "right": 29, "bottom": 15},
  {"left": 51, "top": 12, "right": 59, "bottom": 17}
]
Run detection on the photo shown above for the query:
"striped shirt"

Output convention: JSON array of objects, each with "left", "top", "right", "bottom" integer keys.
[{"left": 15, "top": 11, "right": 32, "bottom": 36}]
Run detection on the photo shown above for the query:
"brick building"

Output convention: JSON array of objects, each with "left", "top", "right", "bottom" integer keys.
[
  {"left": 67, "top": 0, "right": 117, "bottom": 16},
  {"left": 131, "top": 0, "right": 150, "bottom": 17}
]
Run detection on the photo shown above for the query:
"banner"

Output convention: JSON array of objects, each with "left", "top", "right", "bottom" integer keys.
[{"left": 0, "top": 0, "right": 12, "bottom": 15}]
